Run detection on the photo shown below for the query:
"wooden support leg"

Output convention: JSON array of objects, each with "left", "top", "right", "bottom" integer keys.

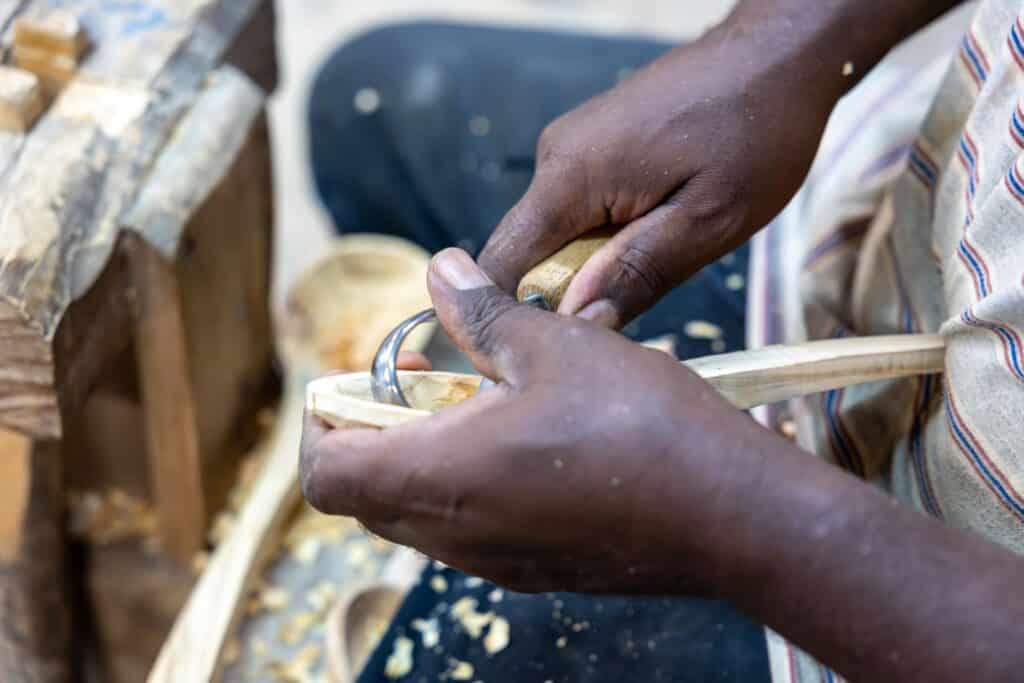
[
  {"left": 0, "top": 432, "right": 72, "bottom": 683},
  {"left": 131, "top": 241, "right": 206, "bottom": 566}
]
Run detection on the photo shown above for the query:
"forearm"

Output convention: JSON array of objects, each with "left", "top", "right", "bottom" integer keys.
[
  {"left": 713, "top": 0, "right": 966, "bottom": 108},
  {"left": 705, "top": 421, "right": 1024, "bottom": 682}
]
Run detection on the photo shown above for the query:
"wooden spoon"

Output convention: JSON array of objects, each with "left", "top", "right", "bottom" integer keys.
[{"left": 309, "top": 334, "right": 945, "bottom": 428}]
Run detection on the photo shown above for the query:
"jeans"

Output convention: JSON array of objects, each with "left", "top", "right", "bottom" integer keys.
[{"left": 308, "top": 21, "right": 769, "bottom": 683}]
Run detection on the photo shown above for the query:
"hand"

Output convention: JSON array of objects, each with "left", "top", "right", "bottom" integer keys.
[
  {"left": 478, "top": 14, "right": 840, "bottom": 328},
  {"left": 300, "top": 249, "right": 776, "bottom": 594}
]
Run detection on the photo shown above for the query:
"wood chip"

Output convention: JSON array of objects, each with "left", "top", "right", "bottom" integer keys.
[
  {"left": 447, "top": 659, "right": 474, "bottom": 681},
  {"left": 725, "top": 274, "right": 745, "bottom": 291},
  {"left": 280, "top": 610, "right": 320, "bottom": 645},
  {"left": 411, "top": 618, "right": 440, "bottom": 649},
  {"left": 430, "top": 575, "right": 448, "bottom": 593},
  {"left": 384, "top": 636, "right": 415, "bottom": 679},
  {"left": 483, "top": 616, "right": 510, "bottom": 655},
  {"left": 684, "top": 320, "right": 723, "bottom": 341},
  {"left": 449, "top": 598, "right": 494, "bottom": 639},
  {"left": 305, "top": 581, "right": 337, "bottom": 611},
  {"left": 264, "top": 643, "right": 322, "bottom": 682}
]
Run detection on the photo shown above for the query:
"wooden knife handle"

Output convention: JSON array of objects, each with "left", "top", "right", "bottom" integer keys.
[{"left": 516, "top": 227, "right": 615, "bottom": 309}]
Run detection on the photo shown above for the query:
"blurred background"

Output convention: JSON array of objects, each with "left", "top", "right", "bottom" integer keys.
[{"left": 270, "top": 0, "right": 735, "bottom": 300}]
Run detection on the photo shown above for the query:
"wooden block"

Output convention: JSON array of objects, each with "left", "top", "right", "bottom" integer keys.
[
  {"left": 12, "top": 44, "right": 76, "bottom": 97},
  {"left": 0, "top": 437, "right": 73, "bottom": 683},
  {"left": 0, "top": 66, "right": 44, "bottom": 132},
  {"left": 129, "top": 237, "right": 207, "bottom": 567},
  {"left": 13, "top": 9, "right": 89, "bottom": 61}
]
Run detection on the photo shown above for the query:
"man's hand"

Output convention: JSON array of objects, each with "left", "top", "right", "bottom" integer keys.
[
  {"left": 301, "top": 250, "right": 1024, "bottom": 682},
  {"left": 301, "top": 249, "right": 772, "bottom": 594},
  {"left": 478, "top": 0, "right": 964, "bottom": 328}
]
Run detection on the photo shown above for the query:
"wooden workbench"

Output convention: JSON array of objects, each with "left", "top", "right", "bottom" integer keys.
[{"left": 0, "top": 1, "right": 278, "bottom": 680}]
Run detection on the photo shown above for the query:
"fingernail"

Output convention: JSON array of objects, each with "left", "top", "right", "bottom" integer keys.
[
  {"left": 576, "top": 299, "right": 619, "bottom": 328},
  {"left": 434, "top": 249, "right": 494, "bottom": 290}
]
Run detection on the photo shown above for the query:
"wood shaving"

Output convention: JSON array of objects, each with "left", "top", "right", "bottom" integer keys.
[
  {"left": 447, "top": 659, "right": 474, "bottom": 681},
  {"left": 66, "top": 488, "right": 158, "bottom": 544},
  {"left": 264, "top": 643, "right": 322, "bottom": 682},
  {"left": 430, "top": 575, "right": 448, "bottom": 593},
  {"left": 384, "top": 636, "right": 415, "bottom": 679},
  {"left": 411, "top": 618, "right": 440, "bottom": 649},
  {"left": 305, "top": 581, "right": 337, "bottom": 611},
  {"left": 483, "top": 616, "right": 510, "bottom": 655},
  {"left": 280, "top": 610, "right": 320, "bottom": 645},
  {"left": 258, "top": 586, "right": 290, "bottom": 612},
  {"left": 449, "top": 598, "right": 494, "bottom": 639},
  {"left": 487, "top": 589, "right": 503, "bottom": 603},
  {"left": 464, "top": 577, "right": 484, "bottom": 588},
  {"left": 556, "top": 636, "right": 567, "bottom": 648},
  {"left": 292, "top": 536, "right": 322, "bottom": 565},
  {"left": 684, "top": 320, "right": 723, "bottom": 340},
  {"left": 725, "top": 274, "right": 745, "bottom": 291}
]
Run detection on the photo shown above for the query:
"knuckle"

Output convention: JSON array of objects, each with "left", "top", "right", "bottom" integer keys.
[
  {"left": 613, "top": 246, "right": 670, "bottom": 300},
  {"left": 460, "top": 288, "right": 519, "bottom": 354}
]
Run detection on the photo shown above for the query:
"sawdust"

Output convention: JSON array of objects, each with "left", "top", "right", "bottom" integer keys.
[
  {"left": 684, "top": 320, "right": 723, "bottom": 341},
  {"left": 483, "top": 616, "right": 510, "bottom": 655},
  {"left": 264, "top": 643, "right": 322, "bottom": 682},
  {"left": 384, "top": 636, "right": 415, "bottom": 679},
  {"left": 447, "top": 659, "right": 474, "bottom": 681},
  {"left": 66, "top": 488, "right": 158, "bottom": 545},
  {"left": 450, "top": 598, "right": 494, "bottom": 639}
]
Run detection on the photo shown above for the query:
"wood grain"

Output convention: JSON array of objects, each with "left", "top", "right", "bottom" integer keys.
[
  {"left": 685, "top": 334, "right": 946, "bottom": 409},
  {"left": 516, "top": 227, "right": 615, "bottom": 309},
  {"left": 309, "top": 335, "right": 947, "bottom": 429},
  {"left": 131, "top": 240, "right": 206, "bottom": 566},
  {"left": 0, "top": 438, "right": 72, "bottom": 683}
]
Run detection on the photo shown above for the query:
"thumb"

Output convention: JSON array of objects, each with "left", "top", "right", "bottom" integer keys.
[{"left": 428, "top": 248, "right": 546, "bottom": 383}]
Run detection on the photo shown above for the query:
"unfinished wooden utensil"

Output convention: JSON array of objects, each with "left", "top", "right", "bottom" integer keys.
[
  {"left": 325, "top": 581, "right": 406, "bottom": 683},
  {"left": 312, "top": 334, "right": 946, "bottom": 429},
  {"left": 149, "top": 234, "right": 434, "bottom": 683}
]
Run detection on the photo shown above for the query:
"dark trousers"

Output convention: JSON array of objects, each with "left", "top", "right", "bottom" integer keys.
[{"left": 309, "top": 22, "right": 769, "bottom": 683}]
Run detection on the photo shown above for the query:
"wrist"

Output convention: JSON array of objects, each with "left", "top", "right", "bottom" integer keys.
[{"left": 714, "top": 0, "right": 964, "bottom": 108}]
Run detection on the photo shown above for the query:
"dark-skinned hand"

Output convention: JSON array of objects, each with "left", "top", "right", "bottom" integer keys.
[
  {"left": 300, "top": 249, "right": 775, "bottom": 594},
  {"left": 477, "top": 13, "right": 838, "bottom": 328}
]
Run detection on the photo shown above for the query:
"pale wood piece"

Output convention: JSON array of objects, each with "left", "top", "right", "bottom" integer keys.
[
  {"left": 13, "top": 9, "right": 90, "bottom": 60},
  {"left": 516, "top": 227, "right": 615, "bottom": 308},
  {"left": 685, "top": 334, "right": 946, "bottom": 409},
  {"left": 131, "top": 239, "right": 206, "bottom": 566},
  {"left": 0, "top": 438, "right": 72, "bottom": 683},
  {"left": 12, "top": 43, "right": 76, "bottom": 97},
  {"left": 150, "top": 235, "right": 433, "bottom": 683},
  {"left": 0, "top": 429, "right": 31, "bottom": 564},
  {"left": 326, "top": 582, "right": 405, "bottom": 683},
  {"left": 0, "top": 65, "right": 43, "bottom": 132},
  {"left": 309, "top": 335, "right": 946, "bottom": 429},
  {"left": 308, "top": 372, "right": 482, "bottom": 430}
]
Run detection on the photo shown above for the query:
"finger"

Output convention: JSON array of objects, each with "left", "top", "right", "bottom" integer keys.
[
  {"left": 300, "top": 384, "right": 508, "bottom": 518},
  {"left": 559, "top": 182, "right": 742, "bottom": 327},
  {"left": 396, "top": 351, "right": 432, "bottom": 371},
  {"left": 477, "top": 164, "right": 597, "bottom": 294},
  {"left": 427, "top": 248, "right": 553, "bottom": 383}
]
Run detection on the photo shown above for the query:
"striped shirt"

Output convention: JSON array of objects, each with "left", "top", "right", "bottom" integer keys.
[{"left": 747, "top": 2, "right": 1024, "bottom": 680}]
